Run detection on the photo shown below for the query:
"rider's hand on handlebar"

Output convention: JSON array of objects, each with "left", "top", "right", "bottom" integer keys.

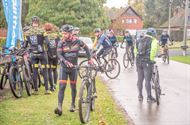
[{"left": 88, "top": 59, "right": 94, "bottom": 65}]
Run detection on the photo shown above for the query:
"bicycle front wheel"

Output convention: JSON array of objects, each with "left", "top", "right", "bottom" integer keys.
[
  {"left": 22, "top": 62, "right": 33, "bottom": 96},
  {"left": 166, "top": 53, "right": 169, "bottom": 64},
  {"left": 105, "top": 59, "right": 120, "bottom": 79},
  {"left": 9, "top": 65, "right": 23, "bottom": 98},
  {"left": 154, "top": 66, "right": 161, "bottom": 105},
  {"left": 0, "top": 66, "right": 9, "bottom": 89},
  {"left": 79, "top": 79, "right": 91, "bottom": 123},
  {"left": 123, "top": 53, "right": 130, "bottom": 68}
]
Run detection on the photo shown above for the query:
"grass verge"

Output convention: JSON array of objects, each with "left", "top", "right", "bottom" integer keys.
[
  {"left": 170, "top": 56, "right": 190, "bottom": 64},
  {"left": 0, "top": 78, "right": 128, "bottom": 125}
]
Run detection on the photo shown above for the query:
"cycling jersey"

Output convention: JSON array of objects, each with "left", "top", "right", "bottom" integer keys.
[
  {"left": 109, "top": 35, "right": 117, "bottom": 45},
  {"left": 57, "top": 37, "right": 91, "bottom": 66},
  {"left": 25, "top": 27, "right": 48, "bottom": 54},
  {"left": 46, "top": 32, "right": 59, "bottom": 59},
  {"left": 96, "top": 34, "right": 112, "bottom": 49},
  {"left": 123, "top": 35, "right": 133, "bottom": 46}
]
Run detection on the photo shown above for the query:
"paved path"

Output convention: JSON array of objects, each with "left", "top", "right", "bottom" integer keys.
[{"left": 101, "top": 48, "right": 190, "bottom": 125}]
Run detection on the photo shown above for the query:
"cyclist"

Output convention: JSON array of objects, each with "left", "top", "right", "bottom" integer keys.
[
  {"left": 93, "top": 28, "right": 112, "bottom": 62},
  {"left": 107, "top": 29, "right": 118, "bottom": 57},
  {"left": 121, "top": 30, "right": 135, "bottom": 61},
  {"left": 24, "top": 16, "right": 51, "bottom": 95},
  {"left": 159, "top": 29, "right": 172, "bottom": 56},
  {"left": 44, "top": 23, "right": 59, "bottom": 91},
  {"left": 135, "top": 28, "right": 158, "bottom": 103},
  {"left": 54, "top": 24, "right": 93, "bottom": 115}
]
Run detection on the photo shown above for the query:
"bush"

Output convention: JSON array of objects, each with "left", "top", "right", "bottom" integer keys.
[
  {"left": 0, "top": 38, "right": 6, "bottom": 47},
  {"left": 116, "top": 35, "right": 123, "bottom": 42}
]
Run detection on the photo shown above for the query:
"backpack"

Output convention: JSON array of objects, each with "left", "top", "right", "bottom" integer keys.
[{"left": 137, "top": 37, "right": 149, "bottom": 56}]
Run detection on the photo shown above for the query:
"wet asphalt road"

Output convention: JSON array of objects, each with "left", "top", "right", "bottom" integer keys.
[{"left": 100, "top": 48, "right": 190, "bottom": 125}]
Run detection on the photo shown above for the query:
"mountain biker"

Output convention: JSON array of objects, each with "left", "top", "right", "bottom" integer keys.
[
  {"left": 93, "top": 28, "right": 112, "bottom": 62},
  {"left": 121, "top": 30, "right": 135, "bottom": 61},
  {"left": 159, "top": 29, "right": 172, "bottom": 56},
  {"left": 134, "top": 27, "right": 158, "bottom": 103},
  {"left": 54, "top": 24, "right": 93, "bottom": 115},
  {"left": 107, "top": 29, "right": 118, "bottom": 57},
  {"left": 24, "top": 16, "right": 51, "bottom": 95},
  {"left": 44, "top": 23, "right": 59, "bottom": 91}
]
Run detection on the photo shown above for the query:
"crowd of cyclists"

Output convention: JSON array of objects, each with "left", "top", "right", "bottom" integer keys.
[{"left": 0, "top": 15, "right": 172, "bottom": 118}]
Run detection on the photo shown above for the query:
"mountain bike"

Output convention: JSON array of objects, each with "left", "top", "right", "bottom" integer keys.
[{"left": 78, "top": 65, "right": 97, "bottom": 123}]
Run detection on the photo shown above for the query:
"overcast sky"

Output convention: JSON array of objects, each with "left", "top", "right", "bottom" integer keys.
[{"left": 105, "top": 0, "right": 128, "bottom": 8}]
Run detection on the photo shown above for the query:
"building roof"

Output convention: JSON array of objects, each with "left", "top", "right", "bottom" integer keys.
[
  {"left": 107, "top": 6, "right": 142, "bottom": 20},
  {"left": 120, "top": 6, "right": 142, "bottom": 20}
]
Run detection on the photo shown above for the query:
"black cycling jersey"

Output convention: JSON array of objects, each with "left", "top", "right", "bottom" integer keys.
[{"left": 57, "top": 37, "right": 91, "bottom": 66}]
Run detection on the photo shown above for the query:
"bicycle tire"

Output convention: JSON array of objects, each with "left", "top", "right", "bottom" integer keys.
[
  {"left": 22, "top": 63, "right": 33, "bottom": 96},
  {"left": 0, "top": 66, "right": 8, "bottom": 89},
  {"left": 123, "top": 53, "right": 130, "bottom": 68},
  {"left": 90, "top": 78, "right": 96, "bottom": 111},
  {"left": 105, "top": 59, "right": 120, "bottom": 79},
  {"left": 79, "top": 79, "right": 91, "bottom": 123},
  {"left": 166, "top": 53, "right": 169, "bottom": 64},
  {"left": 154, "top": 66, "right": 160, "bottom": 105},
  {"left": 9, "top": 65, "right": 23, "bottom": 98}
]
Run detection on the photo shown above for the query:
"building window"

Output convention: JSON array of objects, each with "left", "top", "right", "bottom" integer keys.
[
  {"left": 126, "top": 19, "right": 133, "bottom": 24},
  {"left": 133, "top": 19, "right": 137, "bottom": 24},
  {"left": 122, "top": 19, "right": 125, "bottom": 24}
]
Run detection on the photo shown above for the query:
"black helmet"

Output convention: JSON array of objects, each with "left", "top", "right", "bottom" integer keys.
[
  {"left": 31, "top": 16, "right": 40, "bottom": 23},
  {"left": 94, "top": 28, "right": 101, "bottom": 33},
  {"left": 147, "top": 28, "right": 157, "bottom": 37},
  {"left": 61, "top": 24, "right": 74, "bottom": 32},
  {"left": 73, "top": 27, "right": 80, "bottom": 31}
]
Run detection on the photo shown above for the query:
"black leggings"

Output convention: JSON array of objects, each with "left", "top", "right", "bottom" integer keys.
[
  {"left": 31, "top": 54, "right": 48, "bottom": 91},
  {"left": 97, "top": 47, "right": 111, "bottom": 59},
  {"left": 58, "top": 68, "right": 77, "bottom": 106},
  {"left": 48, "top": 58, "right": 58, "bottom": 88}
]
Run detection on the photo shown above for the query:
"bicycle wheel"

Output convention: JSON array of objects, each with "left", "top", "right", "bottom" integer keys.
[
  {"left": 90, "top": 78, "right": 96, "bottom": 111},
  {"left": 22, "top": 62, "right": 33, "bottom": 96},
  {"left": 78, "top": 59, "right": 98, "bottom": 79},
  {"left": 9, "top": 65, "right": 23, "bottom": 98},
  {"left": 166, "top": 52, "right": 169, "bottom": 64},
  {"left": 123, "top": 53, "right": 130, "bottom": 68},
  {"left": 154, "top": 66, "right": 161, "bottom": 105},
  {"left": 105, "top": 59, "right": 120, "bottom": 79},
  {"left": 79, "top": 79, "right": 91, "bottom": 123},
  {"left": 0, "top": 66, "right": 8, "bottom": 89}
]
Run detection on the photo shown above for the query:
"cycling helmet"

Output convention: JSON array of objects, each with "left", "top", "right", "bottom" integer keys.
[
  {"left": 146, "top": 28, "right": 157, "bottom": 37},
  {"left": 73, "top": 27, "right": 80, "bottom": 31},
  {"left": 31, "top": 16, "right": 40, "bottom": 23},
  {"left": 94, "top": 28, "right": 101, "bottom": 33},
  {"left": 61, "top": 24, "right": 74, "bottom": 32}
]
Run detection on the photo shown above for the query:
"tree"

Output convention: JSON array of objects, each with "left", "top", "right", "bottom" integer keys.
[
  {"left": 26, "top": 0, "right": 109, "bottom": 34},
  {"left": 0, "top": 0, "right": 7, "bottom": 28},
  {"left": 143, "top": 0, "right": 185, "bottom": 28}
]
